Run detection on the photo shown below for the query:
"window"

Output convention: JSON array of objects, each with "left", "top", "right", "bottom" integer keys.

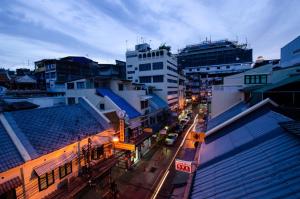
[
  {"left": 217, "top": 67, "right": 220, "bottom": 69},
  {"left": 139, "top": 76, "right": 152, "bottom": 83},
  {"left": 152, "top": 52, "right": 155, "bottom": 57},
  {"left": 147, "top": 53, "right": 151, "bottom": 57},
  {"left": 50, "top": 72, "right": 56, "bottom": 79},
  {"left": 152, "top": 62, "right": 163, "bottom": 70},
  {"left": 91, "top": 146, "right": 104, "bottom": 160},
  {"left": 127, "top": 65, "right": 133, "bottom": 68},
  {"left": 68, "top": 97, "right": 76, "bottom": 105},
  {"left": 150, "top": 117, "right": 155, "bottom": 125},
  {"left": 153, "top": 75, "right": 164, "bottom": 82},
  {"left": 67, "top": 83, "right": 74, "bottom": 89},
  {"left": 128, "top": 76, "right": 132, "bottom": 79},
  {"left": 226, "top": 66, "right": 230, "bottom": 69},
  {"left": 76, "top": 81, "right": 85, "bottom": 89},
  {"left": 45, "top": 73, "right": 50, "bottom": 79},
  {"left": 59, "top": 162, "right": 72, "bottom": 179},
  {"left": 138, "top": 54, "right": 142, "bottom": 59},
  {"left": 38, "top": 171, "right": 55, "bottom": 191},
  {"left": 143, "top": 53, "right": 146, "bottom": 58},
  {"left": 127, "top": 71, "right": 135, "bottom": 74},
  {"left": 206, "top": 67, "right": 210, "bottom": 70},
  {"left": 135, "top": 67, "right": 138, "bottom": 70},
  {"left": 167, "top": 66, "right": 178, "bottom": 73},
  {"left": 100, "top": 104, "right": 105, "bottom": 110},
  {"left": 118, "top": 84, "right": 124, "bottom": 91},
  {"left": 244, "top": 75, "right": 268, "bottom": 84},
  {"left": 160, "top": 51, "right": 164, "bottom": 56},
  {"left": 167, "top": 79, "right": 177, "bottom": 84},
  {"left": 167, "top": 73, "right": 177, "bottom": 78},
  {"left": 167, "top": 61, "right": 177, "bottom": 68},
  {"left": 141, "top": 100, "right": 148, "bottom": 109},
  {"left": 139, "top": 63, "right": 151, "bottom": 71},
  {"left": 168, "top": 91, "right": 178, "bottom": 95}
]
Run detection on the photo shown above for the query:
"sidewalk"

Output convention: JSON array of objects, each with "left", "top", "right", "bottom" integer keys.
[{"left": 114, "top": 143, "right": 177, "bottom": 199}]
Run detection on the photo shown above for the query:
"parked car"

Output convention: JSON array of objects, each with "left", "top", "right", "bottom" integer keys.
[
  {"left": 174, "top": 125, "right": 184, "bottom": 134},
  {"left": 165, "top": 133, "right": 179, "bottom": 145},
  {"left": 180, "top": 119, "right": 189, "bottom": 129}
]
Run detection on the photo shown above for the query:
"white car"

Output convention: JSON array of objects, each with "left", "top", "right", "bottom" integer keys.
[{"left": 165, "top": 133, "right": 179, "bottom": 145}]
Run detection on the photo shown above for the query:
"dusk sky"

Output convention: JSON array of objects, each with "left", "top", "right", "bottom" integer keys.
[{"left": 1, "top": 0, "right": 300, "bottom": 69}]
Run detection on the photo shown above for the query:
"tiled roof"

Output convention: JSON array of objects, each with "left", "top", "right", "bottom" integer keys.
[
  {"left": 149, "top": 94, "right": 168, "bottom": 112},
  {"left": 280, "top": 121, "right": 300, "bottom": 136},
  {"left": 0, "top": 123, "right": 24, "bottom": 172},
  {"left": 4, "top": 100, "right": 109, "bottom": 159},
  {"left": 96, "top": 88, "right": 141, "bottom": 119},
  {"left": 190, "top": 108, "right": 300, "bottom": 199},
  {"left": 207, "top": 102, "right": 248, "bottom": 131}
]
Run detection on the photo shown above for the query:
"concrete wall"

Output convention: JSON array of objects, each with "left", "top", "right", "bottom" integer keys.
[{"left": 211, "top": 86, "right": 244, "bottom": 118}]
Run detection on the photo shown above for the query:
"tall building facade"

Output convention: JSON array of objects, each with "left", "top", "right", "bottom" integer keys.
[
  {"left": 126, "top": 43, "right": 185, "bottom": 111},
  {"left": 177, "top": 39, "right": 252, "bottom": 100}
]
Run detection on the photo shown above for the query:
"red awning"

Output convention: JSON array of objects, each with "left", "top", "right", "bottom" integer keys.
[
  {"left": 34, "top": 152, "right": 77, "bottom": 176},
  {"left": 0, "top": 176, "right": 22, "bottom": 195}
]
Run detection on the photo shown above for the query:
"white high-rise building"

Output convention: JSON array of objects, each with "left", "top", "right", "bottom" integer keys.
[{"left": 126, "top": 43, "right": 185, "bottom": 111}]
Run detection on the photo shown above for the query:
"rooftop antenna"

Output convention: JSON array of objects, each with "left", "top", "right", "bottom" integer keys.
[{"left": 209, "top": 35, "right": 211, "bottom": 43}]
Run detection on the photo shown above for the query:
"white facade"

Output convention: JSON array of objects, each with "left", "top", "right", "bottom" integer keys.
[{"left": 126, "top": 43, "right": 185, "bottom": 111}]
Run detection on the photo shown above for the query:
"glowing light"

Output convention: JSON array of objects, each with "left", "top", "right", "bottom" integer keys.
[{"left": 112, "top": 136, "right": 119, "bottom": 142}]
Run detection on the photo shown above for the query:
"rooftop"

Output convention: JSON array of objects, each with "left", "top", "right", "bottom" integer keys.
[{"left": 190, "top": 102, "right": 300, "bottom": 199}]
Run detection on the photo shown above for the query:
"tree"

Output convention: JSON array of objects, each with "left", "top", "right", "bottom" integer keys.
[{"left": 159, "top": 43, "right": 171, "bottom": 52}]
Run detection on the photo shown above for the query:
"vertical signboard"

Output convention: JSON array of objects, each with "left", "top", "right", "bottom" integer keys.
[{"left": 120, "top": 119, "right": 125, "bottom": 142}]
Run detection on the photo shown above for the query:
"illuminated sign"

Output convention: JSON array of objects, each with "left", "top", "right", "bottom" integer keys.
[
  {"left": 119, "top": 119, "right": 125, "bottom": 142},
  {"left": 144, "top": 128, "right": 153, "bottom": 133},
  {"left": 175, "top": 159, "right": 194, "bottom": 173},
  {"left": 114, "top": 142, "right": 135, "bottom": 151}
]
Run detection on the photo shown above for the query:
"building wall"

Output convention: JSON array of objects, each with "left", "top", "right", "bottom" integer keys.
[
  {"left": 211, "top": 85, "right": 244, "bottom": 118},
  {"left": 126, "top": 46, "right": 182, "bottom": 110},
  {"left": 0, "top": 131, "right": 113, "bottom": 199},
  {"left": 281, "top": 36, "right": 300, "bottom": 67}
]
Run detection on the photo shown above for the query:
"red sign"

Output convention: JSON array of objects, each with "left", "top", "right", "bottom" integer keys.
[{"left": 175, "top": 159, "right": 193, "bottom": 173}]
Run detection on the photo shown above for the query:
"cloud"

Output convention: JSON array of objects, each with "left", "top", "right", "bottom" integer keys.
[{"left": 0, "top": 0, "right": 299, "bottom": 69}]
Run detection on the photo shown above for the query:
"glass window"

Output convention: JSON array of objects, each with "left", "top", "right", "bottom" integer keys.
[
  {"left": 100, "top": 104, "right": 105, "bottom": 110},
  {"left": 152, "top": 52, "right": 155, "bottom": 57},
  {"left": 160, "top": 51, "right": 164, "bottom": 56},
  {"left": 153, "top": 75, "right": 164, "bottom": 82},
  {"left": 76, "top": 81, "right": 85, "bottom": 89},
  {"left": 143, "top": 53, "right": 146, "bottom": 58},
  {"left": 38, "top": 171, "right": 55, "bottom": 191},
  {"left": 118, "top": 84, "right": 124, "bottom": 91},
  {"left": 255, "top": 75, "right": 260, "bottom": 84},
  {"left": 139, "top": 76, "right": 152, "bottom": 83},
  {"left": 139, "top": 63, "right": 151, "bottom": 71},
  {"left": 50, "top": 72, "right": 56, "bottom": 79},
  {"left": 45, "top": 73, "right": 50, "bottom": 79},
  {"left": 68, "top": 97, "right": 76, "bottom": 105},
  {"left": 244, "top": 76, "right": 251, "bottom": 84},
  {"left": 261, "top": 75, "right": 267, "bottom": 84},
  {"left": 147, "top": 53, "right": 151, "bottom": 57},
  {"left": 138, "top": 54, "right": 142, "bottom": 59},
  {"left": 59, "top": 162, "right": 72, "bottom": 179},
  {"left": 127, "top": 71, "right": 135, "bottom": 74},
  {"left": 141, "top": 100, "right": 149, "bottom": 109},
  {"left": 152, "top": 62, "right": 163, "bottom": 70},
  {"left": 251, "top": 76, "right": 256, "bottom": 84},
  {"left": 127, "top": 65, "right": 132, "bottom": 68},
  {"left": 67, "top": 83, "right": 74, "bottom": 89}
]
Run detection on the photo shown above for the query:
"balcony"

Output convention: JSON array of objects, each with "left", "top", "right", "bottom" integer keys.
[{"left": 43, "top": 156, "right": 118, "bottom": 199}]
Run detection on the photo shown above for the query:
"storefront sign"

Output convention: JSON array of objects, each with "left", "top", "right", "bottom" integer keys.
[
  {"left": 144, "top": 128, "right": 153, "bottom": 133},
  {"left": 114, "top": 142, "right": 135, "bottom": 151},
  {"left": 175, "top": 159, "right": 193, "bottom": 173},
  {"left": 119, "top": 119, "right": 125, "bottom": 142}
]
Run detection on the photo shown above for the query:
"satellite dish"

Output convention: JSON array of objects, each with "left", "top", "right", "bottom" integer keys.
[{"left": 117, "top": 110, "right": 126, "bottom": 119}]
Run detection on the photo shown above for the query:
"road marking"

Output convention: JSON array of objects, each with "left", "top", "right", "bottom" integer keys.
[{"left": 151, "top": 114, "right": 199, "bottom": 199}]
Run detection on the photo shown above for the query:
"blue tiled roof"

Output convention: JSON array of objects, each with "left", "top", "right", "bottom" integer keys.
[
  {"left": 190, "top": 108, "right": 300, "bottom": 199},
  {"left": 96, "top": 88, "right": 141, "bottom": 119},
  {"left": 0, "top": 123, "right": 24, "bottom": 172},
  {"left": 149, "top": 94, "right": 168, "bottom": 112},
  {"left": 4, "top": 101, "right": 109, "bottom": 159},
  {"left": 207, "top": 102, "right": 248, "bottom": 131}
]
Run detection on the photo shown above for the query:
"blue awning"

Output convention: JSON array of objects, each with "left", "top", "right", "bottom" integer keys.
[
  {"left": 149, "top": 94, "right": 168, "bottom": 111},
  {"left": 96, "top": 88, "right": 141, "bottom": 119}
]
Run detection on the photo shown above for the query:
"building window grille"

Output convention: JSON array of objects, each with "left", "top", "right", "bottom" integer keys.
[
  {"left": 139, "top": 76, "right": 152, "bottom": 83},
  {"left": 139, "top": 63, "right": 151, "bottom": 71},
  {"left": 38, "top": 171, "right": 55, "bottom": 191},
  {"left": 59, "top": 162, "right": 72, "bottom": 179},
  {"left": 153, "top": 75, "right": 164, "bottom": 82},
  {"left": 244, "top": 75, "right": 267, "bottom": 84},
  {"left": 141, "top": 100, "right": 149, "bottom": 109},
  {"left": 118, "top": 84, "right": 124, "bottom": 91},
  {"left": 100, "top": 103, "right": 105, "bottom": 110},
  {"left": 152, "top": 62, "right": 163, "bottom": 70}
]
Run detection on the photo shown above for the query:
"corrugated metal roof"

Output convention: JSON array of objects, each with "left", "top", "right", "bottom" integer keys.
[
  {"left": 0, "top": 123, "right": 24, "bottom": 172},
  {"left": 3, "top": 101, "right": 109, "bottom": 159},
  {"left": 190, "top": 108, "right": 300, "bottom": 199},
  {"left": 207, "top": 102, "right": 248, "bottom": 131},
  {"left": 96, "top": 88, "right": 141, "bottom": 119}
]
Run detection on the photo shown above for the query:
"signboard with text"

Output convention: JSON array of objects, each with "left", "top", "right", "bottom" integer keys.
[
  {"left": 175, "top": 159, "right": 194, "bottom": 173},
  {"left": 114, "top": 142, "right": 135, "bottom": 151},
  {"left": 119, "top": 119, "right": 125, "bottom": 142}
]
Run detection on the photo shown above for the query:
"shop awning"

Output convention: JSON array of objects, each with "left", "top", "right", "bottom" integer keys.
[
  {"left": 0, "top": 176, "right": 22, "bottom": 195},
  {"left": 34, "top": 152, "right": 77, "bottom": 176}
]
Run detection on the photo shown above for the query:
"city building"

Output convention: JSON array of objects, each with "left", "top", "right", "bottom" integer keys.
[
  {"left": 125, "top": 43, "right": 185, "bottom": 111},
  {"left": 98, "top": 60, "right": 126, "bottom": 80},
  {"left": 34, "top": 56, "right": 99, "bottom": 94},
  {"left": 186, "top": 99, "right": 300, "bottom": 199},
  {"left": 177, "top": 39, "right": 252, "bottom": 100},
  {"left": 281, "top": 35, "right": 300, "bottom": 67},
  {"left": 65, "top": 77, "right": 169, "bottom": 164},
  {"left": 0, "top": 98, "right": 115, "bottom": 199}
]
